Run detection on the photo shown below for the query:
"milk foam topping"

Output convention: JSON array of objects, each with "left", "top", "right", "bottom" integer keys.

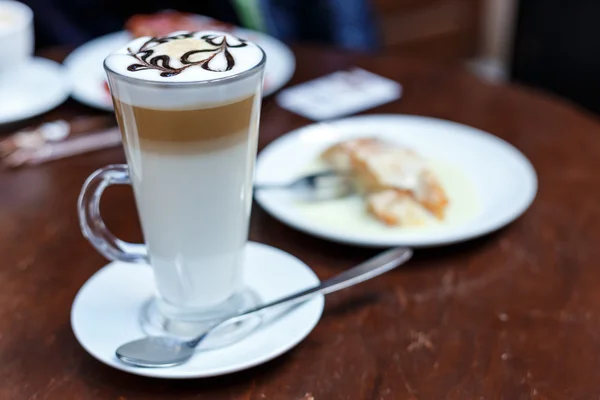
[{"left": 105, "top": 30, "right": 265, "bottom": 109}]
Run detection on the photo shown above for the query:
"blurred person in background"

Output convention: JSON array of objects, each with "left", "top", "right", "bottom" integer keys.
[{"left": 22, "top": 0, "right": 379, "bottom": 51}]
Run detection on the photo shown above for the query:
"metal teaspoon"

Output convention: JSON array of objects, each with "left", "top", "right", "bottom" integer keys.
[{"left": 116, "top": 246, "right": 413, "bottom": 368}]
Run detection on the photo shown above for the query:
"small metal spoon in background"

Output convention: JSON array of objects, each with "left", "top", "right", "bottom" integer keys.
[
  {"left": 254, "top": 170, "right": 356, "bottom": 201},
  {"left": 116, "top": 246, "right": 413, "bottom": 368}
]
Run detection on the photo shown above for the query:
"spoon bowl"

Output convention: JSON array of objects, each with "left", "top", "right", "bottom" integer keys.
[{"left": 116, "top": 337, "right": 195, "bottom": 368}]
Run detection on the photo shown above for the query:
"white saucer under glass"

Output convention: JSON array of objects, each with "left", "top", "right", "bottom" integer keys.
[
  {"left": 71, "top": 242, "right": 324, "bottom": 378},
  {"left": 0, "top": 57, "right": 70, "bottom": 124}
]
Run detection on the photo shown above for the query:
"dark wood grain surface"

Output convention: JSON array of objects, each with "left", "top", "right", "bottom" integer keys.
[{"left": 1, "top": 45, "right": 599, "bottom": 399}]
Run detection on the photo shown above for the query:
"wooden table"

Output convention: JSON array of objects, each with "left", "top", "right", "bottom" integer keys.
[{"left": 2, "top": 45, "right": 600, "bottom": 399}]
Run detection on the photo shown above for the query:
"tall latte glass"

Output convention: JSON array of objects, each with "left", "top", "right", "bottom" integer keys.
[{"left": 78, "top": 31, "right": 265, "bottom": 340}]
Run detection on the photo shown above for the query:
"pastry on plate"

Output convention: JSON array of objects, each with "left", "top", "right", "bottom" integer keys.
[
  {"left": 321, "top": 138, "right": 384, "bottom": 172},
  {"left": 321, "top": 137, "right": 449, "bottom": 225},
  {"left": 366, "top": 190, "right": 428, "bottom": 226}
]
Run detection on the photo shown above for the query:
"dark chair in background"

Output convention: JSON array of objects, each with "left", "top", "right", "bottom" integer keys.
[{"left": 511, "top": 1, "right": 600, "bottom": 114}]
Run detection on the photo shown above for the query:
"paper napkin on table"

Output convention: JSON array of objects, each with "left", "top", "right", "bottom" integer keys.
[{"left": 275, "top": 68, "right": 402, "bottom": 121}]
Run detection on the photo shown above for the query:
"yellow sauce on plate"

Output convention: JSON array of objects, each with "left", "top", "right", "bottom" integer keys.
[{"left": 294, "top": 159, "right": 479, "bottom": 235}]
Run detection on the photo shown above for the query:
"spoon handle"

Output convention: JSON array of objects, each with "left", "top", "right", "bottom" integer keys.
[
  {"left": 240, "top": 247, "right": 412, "bottom": 317},
  {"left": 186, "top": 247, "right": 413, "bottom": 349},
  {"left": 253, "top": 170, "right": 341, "bottom": 191}
]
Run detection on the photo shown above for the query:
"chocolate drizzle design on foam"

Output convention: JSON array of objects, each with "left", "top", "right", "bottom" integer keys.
[{"left": 126, "top": 32, "right": 248, "bottom": 77}]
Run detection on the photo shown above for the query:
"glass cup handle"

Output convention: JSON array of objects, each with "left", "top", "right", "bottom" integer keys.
[{"left": 77, "top": 164, "right": 148, "bottom": 264}]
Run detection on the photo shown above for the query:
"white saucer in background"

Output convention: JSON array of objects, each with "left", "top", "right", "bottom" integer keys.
[
  {"left": 64, "top": 28, "right": 296, "bottom": 111},
  {"left": 254, "top": 114, "right": 538, "bottom": 248},
  {"left": 0, "top": 57, "right": 70, "bottom": 124},
  {"left": 71, "top": 242, "right": 323, "bottom": 379}
]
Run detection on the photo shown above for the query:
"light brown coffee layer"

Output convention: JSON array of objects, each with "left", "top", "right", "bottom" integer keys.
[
  {"left": 113, "top": 94, "right": 257, "bottom": 153},
  {"left": 138, "top": 130, "right": 255, "bottom": 154}
]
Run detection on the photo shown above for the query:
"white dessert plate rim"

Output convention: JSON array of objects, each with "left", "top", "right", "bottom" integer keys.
[{"left": 254, "top": 114, "right": 538, "bottom": 247}]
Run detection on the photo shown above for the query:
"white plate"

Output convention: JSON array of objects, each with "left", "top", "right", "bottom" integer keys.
[
  {"left": 254, "top": 115, "right": 538, "bottom": 247},
  {"left": 0, "top": 57, "right": 70, "bottom": 124},
  {"left": 71, "top": 242, "right": 323, "bottom": 379},
  {"left": 64, "top": 29, "right": 295, "bottom": 111}
]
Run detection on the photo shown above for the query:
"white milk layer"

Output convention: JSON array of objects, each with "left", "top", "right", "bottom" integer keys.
[
  {"left": 105, "top": 30, "right": 265, "bottom": 109},
  {"left": 125, "top": 131, "right": 258, "bottom": 308}
]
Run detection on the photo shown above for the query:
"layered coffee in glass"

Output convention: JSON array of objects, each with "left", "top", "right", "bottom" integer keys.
[{"left": 78, "top": 30, "right": 266, "bottom": 342}]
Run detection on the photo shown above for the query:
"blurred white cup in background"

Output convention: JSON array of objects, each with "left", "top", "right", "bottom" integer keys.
[{"left": 0, "top": 0, "right": 34, "bottom": 85}]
